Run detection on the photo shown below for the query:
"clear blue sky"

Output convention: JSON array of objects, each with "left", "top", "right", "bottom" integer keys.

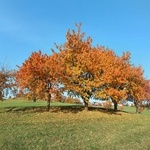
[{"left": 0, "top": 0, "right": 150, "bottom": 78}]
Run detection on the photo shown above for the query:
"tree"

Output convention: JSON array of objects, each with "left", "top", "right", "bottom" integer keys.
[
  {"left": 56, "top": 24, "right": 108, "bottom": 111},
  {"left": 143, "top": 80, "right": 150, "bottom": 108},
  {"left": 0, "top": 64, "right": 15, "bottom": 100},
  {"left": 143, "top": 80, "right": 150, "bottom": 100},
  {"left": 93, "top": 51, "right": 131, "bottom": 111},
  {"left": 56, "top": 24, "right": 92, "bottom": 110},
  {"left": 52, "top": 90, "right": 65, "bottom": 102},
  {"left": 95, "top": 51, "right": 146, "bottom": 112},
  {"left": 56, "top": 24, "right": 147, "bottom": 112},
  {"left": 16, "top": 51, "right": 58, "bottom": 111},
  {"left": 126, "top": 66, "right": 147, "bottom": 113}
]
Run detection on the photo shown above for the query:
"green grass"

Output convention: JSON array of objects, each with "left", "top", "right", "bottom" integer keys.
[
  {"left": 0, "top": 99, "right": 150, "bottom": 150},
  {"left": 123, "top": 106, "right": 150, "bottom": 116},
  {"left": 0, "top": 99, "right": 77, "bottom": 108},
  {"left": 0, "top": 99, "right": 80, "bottom": 112},
  {"left": 0, "top": 99, "right": 149, "bottom": 114},
  {"left": 0, "top": 111, "right": 150, "bottom": 150}
]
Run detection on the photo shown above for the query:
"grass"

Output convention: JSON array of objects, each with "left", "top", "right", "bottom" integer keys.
[
  {"left": 0, "top": 99, "right": 150, "bottom": 150},
  {"left": 123, "top": 106, "right": 150, "bottom": 116},
  {"left": 0, "top": 99, "right": 80, "bottom": 112},
  {"left": 0, "top": 99, "right": 77, "bottom": 108}
]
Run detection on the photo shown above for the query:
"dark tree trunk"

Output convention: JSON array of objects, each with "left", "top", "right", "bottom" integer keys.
[
  {"left": 113, "top": 100, "right": 118, "bottom": 111},
  {"left": 84, "top": 101, "right": 89, "bottom": 111},
  {"left": 135, "top": 105, "right": 139, "bottom": 114},
  {"left": 134, "top": 100, "right": 140, "bottom": 114},
  {"left": 47, "top": 99, "right": 50, "bottom": 111},
  {"left": 114, "top": 102, "right": 118, "bottom": 111},
  {"left": 46, "top": 94, "right": 51, "bottom": 112},
  {"left": 33, "top": 98, "right": 36, "bottom": 102},
  {"left": 135, "top": 104, "right": 141, "bottom": 114}
]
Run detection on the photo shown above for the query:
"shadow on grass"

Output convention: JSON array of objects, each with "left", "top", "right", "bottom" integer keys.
[
  {"left": 0, "top": 105, "right": 130, "bottom": 115},
  {"left": 0, "top": 106, "right": 46, "bottom": 113}
]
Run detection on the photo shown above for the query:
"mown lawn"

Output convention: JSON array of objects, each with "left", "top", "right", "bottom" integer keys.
[
  {"left": 123, "top": 106, "right": 150, "bottom": 116},
  {"left": 0, "top": 99, "right": 150, "bottom": 150},
  {"left": 0, "top": 99, "right": 149, "bottom": 115},
  {"left": 0, "top": 99, "right": 77, "bottom": 108},
  {"left": 0, "top": 99, "right": 80, "bottom": 112}
]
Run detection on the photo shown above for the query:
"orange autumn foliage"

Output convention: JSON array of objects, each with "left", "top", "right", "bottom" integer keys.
[
  {"left": 16, "top": 51, "right": 58, "bottom": 111},
  {"left": 15, "top": 23, "right": 149, "bottom": 112},
  {"left": 55, "top": 24, "right": 148, "bottom": 111},
  {"left": 57, "top": 24, "right": 109, "bottom": 110}
]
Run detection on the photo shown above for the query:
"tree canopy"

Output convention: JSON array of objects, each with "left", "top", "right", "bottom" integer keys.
[
  {"left": 15, "top": 24, "right": 150, "bottom": 112},
  {"left": 16, "top": 51, "right": 59, "bottom": 111},
  {"left": 0, "top": 65, "right": 15, "bottom": 100}
]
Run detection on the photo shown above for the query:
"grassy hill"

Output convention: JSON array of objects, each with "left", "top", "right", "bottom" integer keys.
[{"left": 0, "top": 99, "right": 150, "bottom": 149}]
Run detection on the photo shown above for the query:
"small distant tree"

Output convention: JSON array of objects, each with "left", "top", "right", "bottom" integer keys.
[
  {"left": 0, "top": 64, "right": 16, "bottom": 100},
  {"left": 103, "top": 101, "right": 112, "bottom": 111},
  {"left": 52, "top": 90, "right": 65, "bottom": 102}
]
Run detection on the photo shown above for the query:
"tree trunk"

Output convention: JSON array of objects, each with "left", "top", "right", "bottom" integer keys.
[
  {"left": 46, "top": 94, "right": 51, "bottom": 112},
  {"left": 84, "top": 102, "right": 89, "bottom": 111},
  {"left": 113, "top": 100, "right": 118, "bottom": 111},
  {"left": 33, "top": 98, "right": 36, "bottom": 102},
  {"left": 47, "top": 99, "right": 50, "bottom": 111},
  {"left": 135, "top": 105, "right": 139, "bottom": 114},
  {"left": 134, "top": 100, "right": 140, "bottom": 114},
  {"left": 135, "top": 104, "right": 141, "bottom": 114}
]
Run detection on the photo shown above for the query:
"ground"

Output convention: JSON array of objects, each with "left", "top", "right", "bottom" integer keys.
[{"left": 0, "top": 99, "right": 150, "bottom": 150}]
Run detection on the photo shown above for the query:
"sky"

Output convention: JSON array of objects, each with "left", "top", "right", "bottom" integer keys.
[{"left": 0, "top": 0, "right": 150, "bottom": 78}]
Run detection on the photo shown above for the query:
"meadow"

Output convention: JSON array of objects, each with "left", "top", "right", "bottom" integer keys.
[{"left": 0, "top": 99, "right": 150, "bottom": 150}]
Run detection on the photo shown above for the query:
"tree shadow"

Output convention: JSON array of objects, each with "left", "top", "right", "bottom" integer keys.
[
  {"left": 0, "top": 106, "right": 46, "bottom": 113},
  {"left": 0, "top": 105, "right": 130, "bottom": 115}
]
